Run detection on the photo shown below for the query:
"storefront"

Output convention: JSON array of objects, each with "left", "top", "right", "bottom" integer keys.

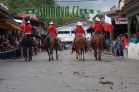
[
  {"left": 0, "top": 4, "right": 9, "bottom": 35},
  {"left": 91, "top": 10, "right": 127, "bottom": 40},
  {"left": 13, "top": 16, "right": 47, "bottom": 36},
  {"left": 122, "top": 0, "right": 139, "bottom": 40},
  {"left": 0, "top": 4, "right": 21, "bottom": 39},
  {"left": 122, "top": 0, "right": 139, "bottom": 60}
]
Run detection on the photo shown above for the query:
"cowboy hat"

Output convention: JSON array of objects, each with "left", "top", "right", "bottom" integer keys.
[
  {"left": 95, "top": 17, "right": 100, "bottom": 21},
  {"left": 27, "top": 21, "right": 30, "bottom": 23},
  {"left": 49, "top": 21, "right": 54, "bottom": 25},
  {"left": 77, "top": 21, "right": 82, "bottom": 26}
]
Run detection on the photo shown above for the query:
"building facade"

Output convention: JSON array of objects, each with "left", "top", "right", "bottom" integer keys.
[
  {"left": 122, "top": 0, "right": 139, "bottom": 60},
  {"left": 56, "top": 19, "right": 92, "bottom": 43}
]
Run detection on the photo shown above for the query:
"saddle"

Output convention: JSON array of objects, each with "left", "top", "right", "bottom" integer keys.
[
  {"left": 21, "top": 35, "right": 36, "bottom": 47},
  {"left": 94, "top": 31, "right": 103, "bottom": 35}
]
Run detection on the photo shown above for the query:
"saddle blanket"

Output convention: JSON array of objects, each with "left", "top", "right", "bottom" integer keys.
[{"left": 76, "top": 34, "right": 83, "bottom": 36}]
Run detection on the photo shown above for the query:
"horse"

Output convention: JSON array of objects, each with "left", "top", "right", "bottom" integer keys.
[
  {"left": 21, "top": 36, "right": 34, "bottom": 61},
  {"left": 90, "top": 33, "right": 104, "bottom": 61},
  {"left": 42, "top": 35, "right": 59, "bottom": 61},
  {"left": 20, "top": 28, "right": 42, "bottom": 61},
  {"left": 75, "top": 36, "right": 86, "bottom": 61}
]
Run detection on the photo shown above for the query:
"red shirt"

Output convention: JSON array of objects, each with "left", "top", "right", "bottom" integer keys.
[
  {"left": 25, "top": 24, "right": 32, "bottom": 33},
  {"left": 48, "top": 26, "right": 56, "bottom": 35},
  {"left": 123, "top": 38, "right": 128, "bottom": 49},
  {"left": 75, "top": 26, "right": 85, "bottom": 35},
  {"left": 92, "top": 22, "right": 103, "bottom": 32}
]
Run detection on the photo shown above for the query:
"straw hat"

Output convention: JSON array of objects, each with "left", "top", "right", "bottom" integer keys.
[
  {"left": 77, "top": 21, "right": 82, "bottom": 26},
  {"left": 27, "top": 21, "right": 30, "bottom": 23},
  {"left": 49, "top": 21, "right": 54, "bottom": 25},
  {"left": 95, "top": 17, "right": 100, "bottom": 21}
]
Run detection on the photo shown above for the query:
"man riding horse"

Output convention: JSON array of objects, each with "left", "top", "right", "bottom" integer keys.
[
  {"left": 22, "top": 20, "right": 37, "bottom": 46},
  {"left": 91, "top": 17, "right": 106, "bottom": 47},
  {"left": 20, "top": 20, "right": 37, "bottom": 61},
  {"left": 42, "top": 21, "right": 62, "bottom": 51},
  {"left": 71, "top": 21, "right": 87, "bottom": 54}
]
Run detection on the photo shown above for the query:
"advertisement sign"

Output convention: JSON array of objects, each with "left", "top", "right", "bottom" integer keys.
[
  {"left": 115, "top": 17, "right": 127, "bottom": 24},
  {"left": 18, "top": 6, "right": 101, "bottom": 17}
]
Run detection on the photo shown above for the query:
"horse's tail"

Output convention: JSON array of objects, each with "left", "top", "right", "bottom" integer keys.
[
  {"left": 79, "top": 37, "right": 85, "bottom": 51},
  {"left": 98, "top": 35, "right": 103, "bottom": 51},
  {"left": 79, "top": 39, "right": 83, "bottom": 50}
]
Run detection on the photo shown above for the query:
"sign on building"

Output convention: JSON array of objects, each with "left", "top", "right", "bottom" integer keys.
[{"left": 115, "top": 17, "right": 127, "bottom": 24}]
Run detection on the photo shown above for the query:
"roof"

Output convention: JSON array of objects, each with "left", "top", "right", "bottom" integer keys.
[
  {"left": 122, "top": 0, "right": 139, "bottom": 13},
  {"left": 92, "top": 10, "right": 119, "bottom": 20},
  {"left": 14, "top": 16, "right": 45, "bottom": 25},
  {"left": 57, "top": 19, "right": 92, "bottom": 28},
  {"left": 0, "top": 5, "right": 9, "bottom": 15},
  {"left": 8, "top": 17, "right": 20, "bottom": 26}
]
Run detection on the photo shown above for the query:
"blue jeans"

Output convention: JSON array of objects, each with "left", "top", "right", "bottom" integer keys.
[
  {"left": 116, "top": 49, "right": 123, "bottom": 56},
  {"left": 1, "top": 46, "right": 6, "bottom": 59},
  {"left": 0, "top": 46, "right": 3, "bottom": 59},
  {"left": 8, "top": 50, "right": 16, "bottom": 58}
]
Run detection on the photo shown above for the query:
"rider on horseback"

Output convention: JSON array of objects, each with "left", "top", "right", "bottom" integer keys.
[
  {"left": 23, "top": 21, "right": 37, "bottom": 46},
  {"left": 43, "top": 21, "right": 62, "bottom": 50},
  {"left": 71, "top": 21, "right": 87, "bottom": 54},
  {"left": 92, "top": 17, "right": 106, "bottom": 47}
]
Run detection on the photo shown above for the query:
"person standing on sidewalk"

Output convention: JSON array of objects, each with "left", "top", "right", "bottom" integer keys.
[{"left": 0, "top": 35, "right": 3, "bottom": 59}]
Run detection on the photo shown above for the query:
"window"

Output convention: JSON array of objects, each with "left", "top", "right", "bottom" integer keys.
[
  {"left": 71, "top": 31, "right": 75, "bottom": 33},
  {"left": 63, "top": 31, "right": 70, "bottom": 34},
  {"left": 58, "top": 31, "right": 63, "bottom": 34}
]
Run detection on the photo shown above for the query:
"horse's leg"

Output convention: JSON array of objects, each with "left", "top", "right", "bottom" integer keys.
[
  {"left": 82, "top": 50, "right": 85, "bottom": 61},
  {"left": 56, "top": 47, "right": 58, "bottom": 60},
  {"left": 98, "top": 51, "right": 100, "bottom": 61},
  {"left": 50, "top": 48, "right": 53, "bottom": 60},
  {"left": 76, "top": 51, "right": 78, "bottom": 59},
  {"left": 27, "top": 47, "right": 30, "bottom": 61},
  {"left": 80, "top": 50, "right": 82, "bottom": 60},
  {"left": 94, "top": 49, "right": 97, "bottom": 60},
  {"left": 47, "top": 49, "right": 51, "bottom": 61},
  {"left": 29, "top": 47, "right": 32, "bottom": 61},
  {"left": 99, "top": 50, "right": 102, "bottom": 61},
  {"left": 78, "top": 51, "right": 80, "bottom": 61},
  {"left": 24, "top": 47, "right": 27, "bottom": 61}
]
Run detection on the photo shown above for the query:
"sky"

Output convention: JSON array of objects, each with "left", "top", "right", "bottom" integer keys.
[{"left": 57, "top": 0, "right": 117, "bottom": 20}]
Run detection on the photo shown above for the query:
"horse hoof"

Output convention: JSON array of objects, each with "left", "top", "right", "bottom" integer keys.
[
  {"left": 76, "top": 57, "right": 78, "bottom": 59},
  {"left": 83, "top": 59, "right": 85, "bottom": 61}
]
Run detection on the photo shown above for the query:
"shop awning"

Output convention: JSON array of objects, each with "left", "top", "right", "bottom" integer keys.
[{"left": 0, "top": 18, "right": 21, "bottom": 31}]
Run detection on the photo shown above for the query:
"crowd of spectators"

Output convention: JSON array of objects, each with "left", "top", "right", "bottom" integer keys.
[
  {"left": 111, "top": 32, "right": 139, "bottom": 58},
  {"left": 0, "top": 34, "right": 20, "bottom": 60}
]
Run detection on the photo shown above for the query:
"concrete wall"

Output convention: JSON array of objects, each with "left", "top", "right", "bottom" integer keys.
[{"left": 128, "top": 43, "right": 139, "bottom": 60}]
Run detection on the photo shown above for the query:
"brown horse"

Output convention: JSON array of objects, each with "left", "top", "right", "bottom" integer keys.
[
  {"left": 43, "top": 35, "right": 59, "bottom": 61},
  {"left": 75, "top": 36, "right": 86, "bottom": 61},
  {"left": 90, "top": 34, "right": 104, "bottom": 61}
]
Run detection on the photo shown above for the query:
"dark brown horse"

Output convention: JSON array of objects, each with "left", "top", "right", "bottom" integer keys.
[
  {"left": 43, "top": 35, "right": 59, "bottom": 61},
  {"left": 75, "top": 36, "right": 86, "bottom": 61},
  {"left": 90, "top": 34, "right": 104, "bottom": 61}
]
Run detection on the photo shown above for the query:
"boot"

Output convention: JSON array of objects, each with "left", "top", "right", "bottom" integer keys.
[
  {"left": 57, "top": 39, "right": 62, "bottom": 51},
  {"left": 85, "top": 42, "right": 88, "bottom": 52},
  {"left": 71, "top": 42, "right": 75, "bottom": 54}
]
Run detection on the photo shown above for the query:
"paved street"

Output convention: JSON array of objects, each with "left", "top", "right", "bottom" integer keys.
[{"left": 0, "top": 50, "right": 139, "bottom": 92}]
